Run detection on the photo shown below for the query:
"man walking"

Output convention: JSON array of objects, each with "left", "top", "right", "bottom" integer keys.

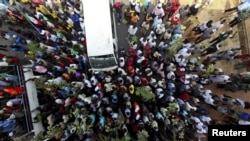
[{"left": 209, "top": 28, "right": 233, "bottom": 46}]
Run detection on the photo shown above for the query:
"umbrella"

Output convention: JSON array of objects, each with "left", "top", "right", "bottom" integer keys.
[{"left": 3, "top": 86, "right": 23, "bottom": 95}]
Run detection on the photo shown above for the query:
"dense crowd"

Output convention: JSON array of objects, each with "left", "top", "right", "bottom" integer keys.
[{"left": 0, "top": 0, "right": 250, "bottom": 141}]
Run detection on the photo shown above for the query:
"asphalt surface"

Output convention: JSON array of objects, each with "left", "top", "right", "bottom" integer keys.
[
  {"left": 115, "top": 1, "right": 155, "bottom": 53},
  {"left": 0, "top": 24, "right": 25, "bottom": 60}
]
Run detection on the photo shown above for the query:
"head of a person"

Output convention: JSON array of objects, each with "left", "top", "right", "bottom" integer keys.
[
  {"left": 220, "top": 19, "right": 227, "bottom": 24},
  {"left": 207, "top": 20, "right": 213, "bottom": 27},
  {"left": 217, "top": 44, "right": 222, "bottom": 48},
  {"left": 185, "top": 4, "right": 190, "bottom": 9},
  {"left": 157, "top": 3, "right": 162, "bottom": 9}
]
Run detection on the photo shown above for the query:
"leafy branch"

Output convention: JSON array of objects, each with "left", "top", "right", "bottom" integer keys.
[{"left": 135, "top": 86, "right": 156, "bottom": 102}]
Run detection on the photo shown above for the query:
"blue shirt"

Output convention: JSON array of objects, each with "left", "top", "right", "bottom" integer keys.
[{"left": 238, "top": 1, "right": 250, "bottom": 11}]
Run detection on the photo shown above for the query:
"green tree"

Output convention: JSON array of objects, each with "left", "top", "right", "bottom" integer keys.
[
  {"left": 137, "top": 129, "right": 149, "bottom": 141},
  {"left": 167, "top": 102, "right": 178, "bottom": 114},
  {"left": 25, "top": 42, "right": 45, "bottom": 59},
  {"left": 135, "top": 86, "right": 156, "bottom": 102},
  {"left": 166, "top": 40, "right": 184, "bottom": 61},
  {"left": 31, "top": 131, "right": 45, "bottom": 141}
]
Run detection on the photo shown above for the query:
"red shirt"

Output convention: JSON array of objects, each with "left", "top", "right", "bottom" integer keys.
[
  {"left": 0, "top": 54, "right": 5, "bottom": 59},
  {"left": 170, "top": 14, "right": 181, "bottom": 25},
  {"left": 8, "top": 57, "right": 20, "bottom": 64}
]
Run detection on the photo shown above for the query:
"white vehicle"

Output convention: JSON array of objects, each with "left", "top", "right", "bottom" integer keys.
[{"left": 82, "top": 0, "right": 118, "bottom": 72}]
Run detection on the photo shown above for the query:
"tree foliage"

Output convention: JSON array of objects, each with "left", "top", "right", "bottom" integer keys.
[
  {"left": 166, "top": 40, "right": 184, "bottom": 60},
  {"left": 135, "top": 86, "right": 156, "bottom": 102}
]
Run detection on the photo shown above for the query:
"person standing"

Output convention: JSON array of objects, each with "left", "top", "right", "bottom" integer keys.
[
  {"left": 209, "top": 28, "right": 233, "bottom": 46},
  {"left": 177, "top": 48, "right": 192, "bottom": 59},
  {"left": 113, "top": 1, "right": 124, "bottom": 25},
  {"left": 188, "top": 4, "right": 200, "bottom": 16},
  {"left": 151, "top": 3, "right": 165, "bottom": 18},
  {"left": 179, "top": 4, "right": 190, "bottom": 21},
  {"left": 124, "top": 7, "right": 135, "bottom": 23},
  {"left": 228, "top": 10, "right": 250, "bottom": 28},
  {"left": 130, "top": 12, "right": 140, "bottom": 25},
  {"left": 134, "top": 1, "right": 141, "bottom": 15},
  {"left": 168, "top": 2, "right": 180, "bottom": 19},
  {"left": 195, "top": 28, "right": 214, "bottom": 44},
  {"left": 140, "top": 20, "right": 150, "bottom": 36},
  {"left": 152, "top": 15, "right": 163, "bottom": 29},
  {"left": 211, "top": 18, "right": 226, "bottom": 32},
  {"left": 128, "top": 24, "right": 138, "bottom": 37},
  {"left": 223, "top": 0, "right": 250, "bottom": 13},
  {"left": 201, "top": 44, "right": 221, "bottom": 56},
  {"left": 154, "top": 23, "right": 165, "bottom": 39},
  {"left": 193, "top": 20, "right": 213, "bottom": 34},
  {"left": 129, "top": 0, "right": 138, "bottom": 10}
]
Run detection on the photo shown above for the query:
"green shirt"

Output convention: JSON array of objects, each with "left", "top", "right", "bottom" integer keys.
[{"left": 218, "top": 30, "right": 233, "bottom": 41}]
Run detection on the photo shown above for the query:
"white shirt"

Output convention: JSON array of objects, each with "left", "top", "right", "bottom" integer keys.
[
  {"left": 135, "top": 2, "right": 141, "bottom": 13},
  {"left": 147, "top": 39, "right": 156, "bottom": 48},
  {"left": 167, "top": 71, "right": 175, "bottom": 80},
  {"left": 130, "top": 0, "right": 138, "bottom": 6},
  {"left": 211, "top": 21, "right": 224, "bottom": 31},
  {"left": 178, "top": 58, "right": 187, "bottom": 67},
  {"left": 154, "top": 24, "right": 166, "bottom": 34},
  {"left": 147, "top": 31, "right": 157, "bottom": 40},
  {"left": 209, "top": 75, "right": 231, "bottom": 83},
  {"left": 128, "top": 25, "right": 138, "bottom": 35},
  {"left": 177, "top": 48, "right": 191, "bottom": 59},
  {"left": 139, "top": 37, "right": 148, "bottom": 47},
  {"left": 204, "top": 97, "right": 215, "bottom": 105},
  {"left": 190, "top": 116, "right": 201, "bottom": 123},
  {"left": 199, "top": 115, "right": 212, "bottom": 124},
  {"left": 198, "top": 21, "right": 209, "bottom": 31},
  {"left": 152, "top": 16, "right": 162, "bottom": 28},
  {"left": 158, "top": 41, "right": 169, "bottom": 50}
]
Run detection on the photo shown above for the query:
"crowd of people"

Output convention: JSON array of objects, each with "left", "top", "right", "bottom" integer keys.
[{"left": 0, "top": 0, "right": 250, "bottom": 141}]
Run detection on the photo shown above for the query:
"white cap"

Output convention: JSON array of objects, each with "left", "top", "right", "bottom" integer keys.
[
  {"left": 135, "top": 106, "right": 140, "bottom": 112},
  {"left": 135, "top": 114, "right": 140, "bottom": 120},
  {"left": 157, "top": 3, "right": 162, "bottom": 7},
  {"left": 8, "top": 132, "right": 14, "bottom": 137},
  {"left": 194, "top": 4, "right": 200, "bottom": 8},
  {"left": 55, "top": 99, "right": 64, "bottom": 104},
  {"left": 6, "top": 101, "right": 13, "bottom": 107},
  {"left": 112, "top": 113, "right": 118, "bottom": 119}
]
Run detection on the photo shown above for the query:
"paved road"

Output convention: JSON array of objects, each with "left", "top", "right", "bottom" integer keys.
[
  {"left": 0, "top": 24, "right": 24, "bottom": 60},
  {"left": 115, "top": 1, "right": 155, "bottom": 53}
]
